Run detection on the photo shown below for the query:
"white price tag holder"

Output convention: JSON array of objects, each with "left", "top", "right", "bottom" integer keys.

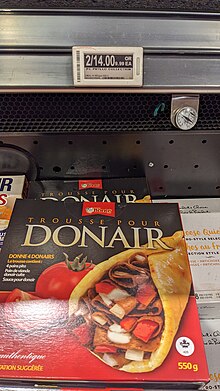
[{"left": 72, "top": 46, "right": 143, "bottom": 87}]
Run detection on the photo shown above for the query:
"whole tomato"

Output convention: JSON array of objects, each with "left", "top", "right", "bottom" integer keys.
[{"left": 36, "top": 253, "right": 93, "bottom": 300}]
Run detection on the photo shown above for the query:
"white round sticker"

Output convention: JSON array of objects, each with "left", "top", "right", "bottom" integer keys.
[{"left": 176, "top": 337, "right": 195, "bottom": 357}]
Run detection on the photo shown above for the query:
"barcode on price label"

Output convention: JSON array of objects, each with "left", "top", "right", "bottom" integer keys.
[
  {"left": 72, "top": 46, "right": 143, "bottom": 87},
  {"left": 76, "top": 50, "right": 81, "bottom": 83}
]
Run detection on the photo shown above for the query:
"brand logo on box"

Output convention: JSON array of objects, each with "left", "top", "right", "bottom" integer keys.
[
  {"left": 0, "top": 194, "right": 8, "bottom": 206},
  {"left": 79, "top": 179, "right": 103, "bottom": 190},
  {"left": 82, "top": 202, "right": 115, "bottom": 217}
]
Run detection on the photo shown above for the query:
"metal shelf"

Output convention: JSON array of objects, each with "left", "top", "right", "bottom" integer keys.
[
  {"left": 0, "top": 9, "right": 220, "bottom": 197},
  {"left": 1, "top": 0, "right": 220, "bottom": 12},
  {"left": 0, "top": 9, "right": 220, "bottom": 91}
]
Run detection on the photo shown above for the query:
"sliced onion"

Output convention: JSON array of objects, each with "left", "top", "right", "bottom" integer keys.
[
  {"left": 102, "top": 353, "right": 118, "bottom": 367},
  {"left": 99, "top": 293, "right": 112, "bottom": 306},
  {"left": 107, "top": 330, "right": 131, "bottom": 344},
  {"left": 110, "top": 304, "right": 125, "bottom": 319},
  {"left": 125, "top": 349, "right": 144, "bottom": 362},
  {"left": 92, "top": 314, "right": 107, "bottom": 326},
  {"left": 134, "top": 255, "right": 146, "bottom": 262},
  {"left": 108, "top": 288, "right": 130, "bottom": 301},
  {"left": 109, "top": 323, "right": 127, "bottom": 333}
]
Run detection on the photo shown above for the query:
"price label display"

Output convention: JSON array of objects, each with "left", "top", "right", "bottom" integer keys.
[{"left": 72, "top": 46, "right": 143, "bottom": 87}]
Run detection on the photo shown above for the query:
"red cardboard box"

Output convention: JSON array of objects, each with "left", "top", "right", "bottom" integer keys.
[{"left": 0, "top": 200, "right": 209, "bottom": 388}]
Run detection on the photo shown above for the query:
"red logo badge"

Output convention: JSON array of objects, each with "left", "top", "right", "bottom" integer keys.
[
  {"left": 82, "top": 202, "right": 115, "bottom": 217},
  {"left": 79, "top": 179, "right": 103, "bottom": 190}
]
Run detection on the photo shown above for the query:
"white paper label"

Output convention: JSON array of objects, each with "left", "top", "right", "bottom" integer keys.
[
  {"left": 201, "top": 319, "right": 220, "bottom": 390},
  {"left": 72, "top": 46, "right": 143, "bottom": 87},
  {"left": 182, "top": 213, "right": 220, "bottom": 297}
]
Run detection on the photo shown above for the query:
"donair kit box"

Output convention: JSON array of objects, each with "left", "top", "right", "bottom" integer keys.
[
  {"left": 28, "top": 178, "right": 151, "bottom": 203},
  {"left": 0, "top": 200, "right": 208, "bottom": 388}
]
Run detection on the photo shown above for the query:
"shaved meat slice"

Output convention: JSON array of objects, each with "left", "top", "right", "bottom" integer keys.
[
  {"left": 129, "top": 335, "right": 160, "bottom": 352},
  {"left": 109, "top": 256, "right": 150, "bottom": 288},
  {"left": 91, "top": 295, "right": 112, "bottom": 313},
  {"left": 87, "top": 288, "right": 96, "bottom": 301},
  {"left": 109, "top": 353, "right": 130, "bottom": 367},
  {"left": 147, "top": 298, "right": 163, "bottom": 315},
  {"left": 129, "top": 299, "right": 163, "bottom": 317},
  {"left": 115, "top": 296, "right": 137, "bottom": 315}
]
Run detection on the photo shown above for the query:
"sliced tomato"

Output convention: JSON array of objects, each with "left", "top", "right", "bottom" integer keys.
[
  {"left": 6, "top": 289, "right": 40, "bottom": 303},
  {"left": 95, "top": 282, "right": 115, "bottom": 294},
  {"left": 133, "top": 320, "right": 159, "bottom": 343},
  {"left": 120, "top": 317, "right": 137, "bottom": 332}
]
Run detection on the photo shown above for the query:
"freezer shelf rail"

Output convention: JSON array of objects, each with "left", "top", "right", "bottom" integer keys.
[
  {"left": 0, "top": 9, "right": 220, "bottom": 92},
  {"left": 0, "top": 8, "right": 220, "bottom": 198}
]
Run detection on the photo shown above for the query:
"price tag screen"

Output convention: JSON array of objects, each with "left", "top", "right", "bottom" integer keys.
[{"left": 73, "top": 47, "right": 143, "bottom": 87}]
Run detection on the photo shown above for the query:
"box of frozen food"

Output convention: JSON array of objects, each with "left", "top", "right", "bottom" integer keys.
[
  {"left": 0, "top": 200, "right": 209, "bottom": 388},
  {"left": 28, "top": 177, "right": 151, "bottom": 203},
  {"left": 0, "top": 175, "right": 27, "bottom": 199},
  {"left": 0, "top": 196, "right": 16, "bottom": 250}
]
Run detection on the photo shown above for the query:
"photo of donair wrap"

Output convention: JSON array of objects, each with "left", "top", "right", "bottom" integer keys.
[
  {"left": 69, "top": 231, "right": 191, "bottom": 372},
  {"left": 0, "top": 201, "right": 209, "bottom": 387}
]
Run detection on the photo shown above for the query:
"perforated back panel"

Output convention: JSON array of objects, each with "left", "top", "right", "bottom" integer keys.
[
  {"left": 0, "top": 0, "right": 219, "bottom": 12},
  {"left": 1, "top": 92, "right": 220, "bottom": 197},
  {"left": 0, "top": 93, "right": 220, "bottom": 133}
]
